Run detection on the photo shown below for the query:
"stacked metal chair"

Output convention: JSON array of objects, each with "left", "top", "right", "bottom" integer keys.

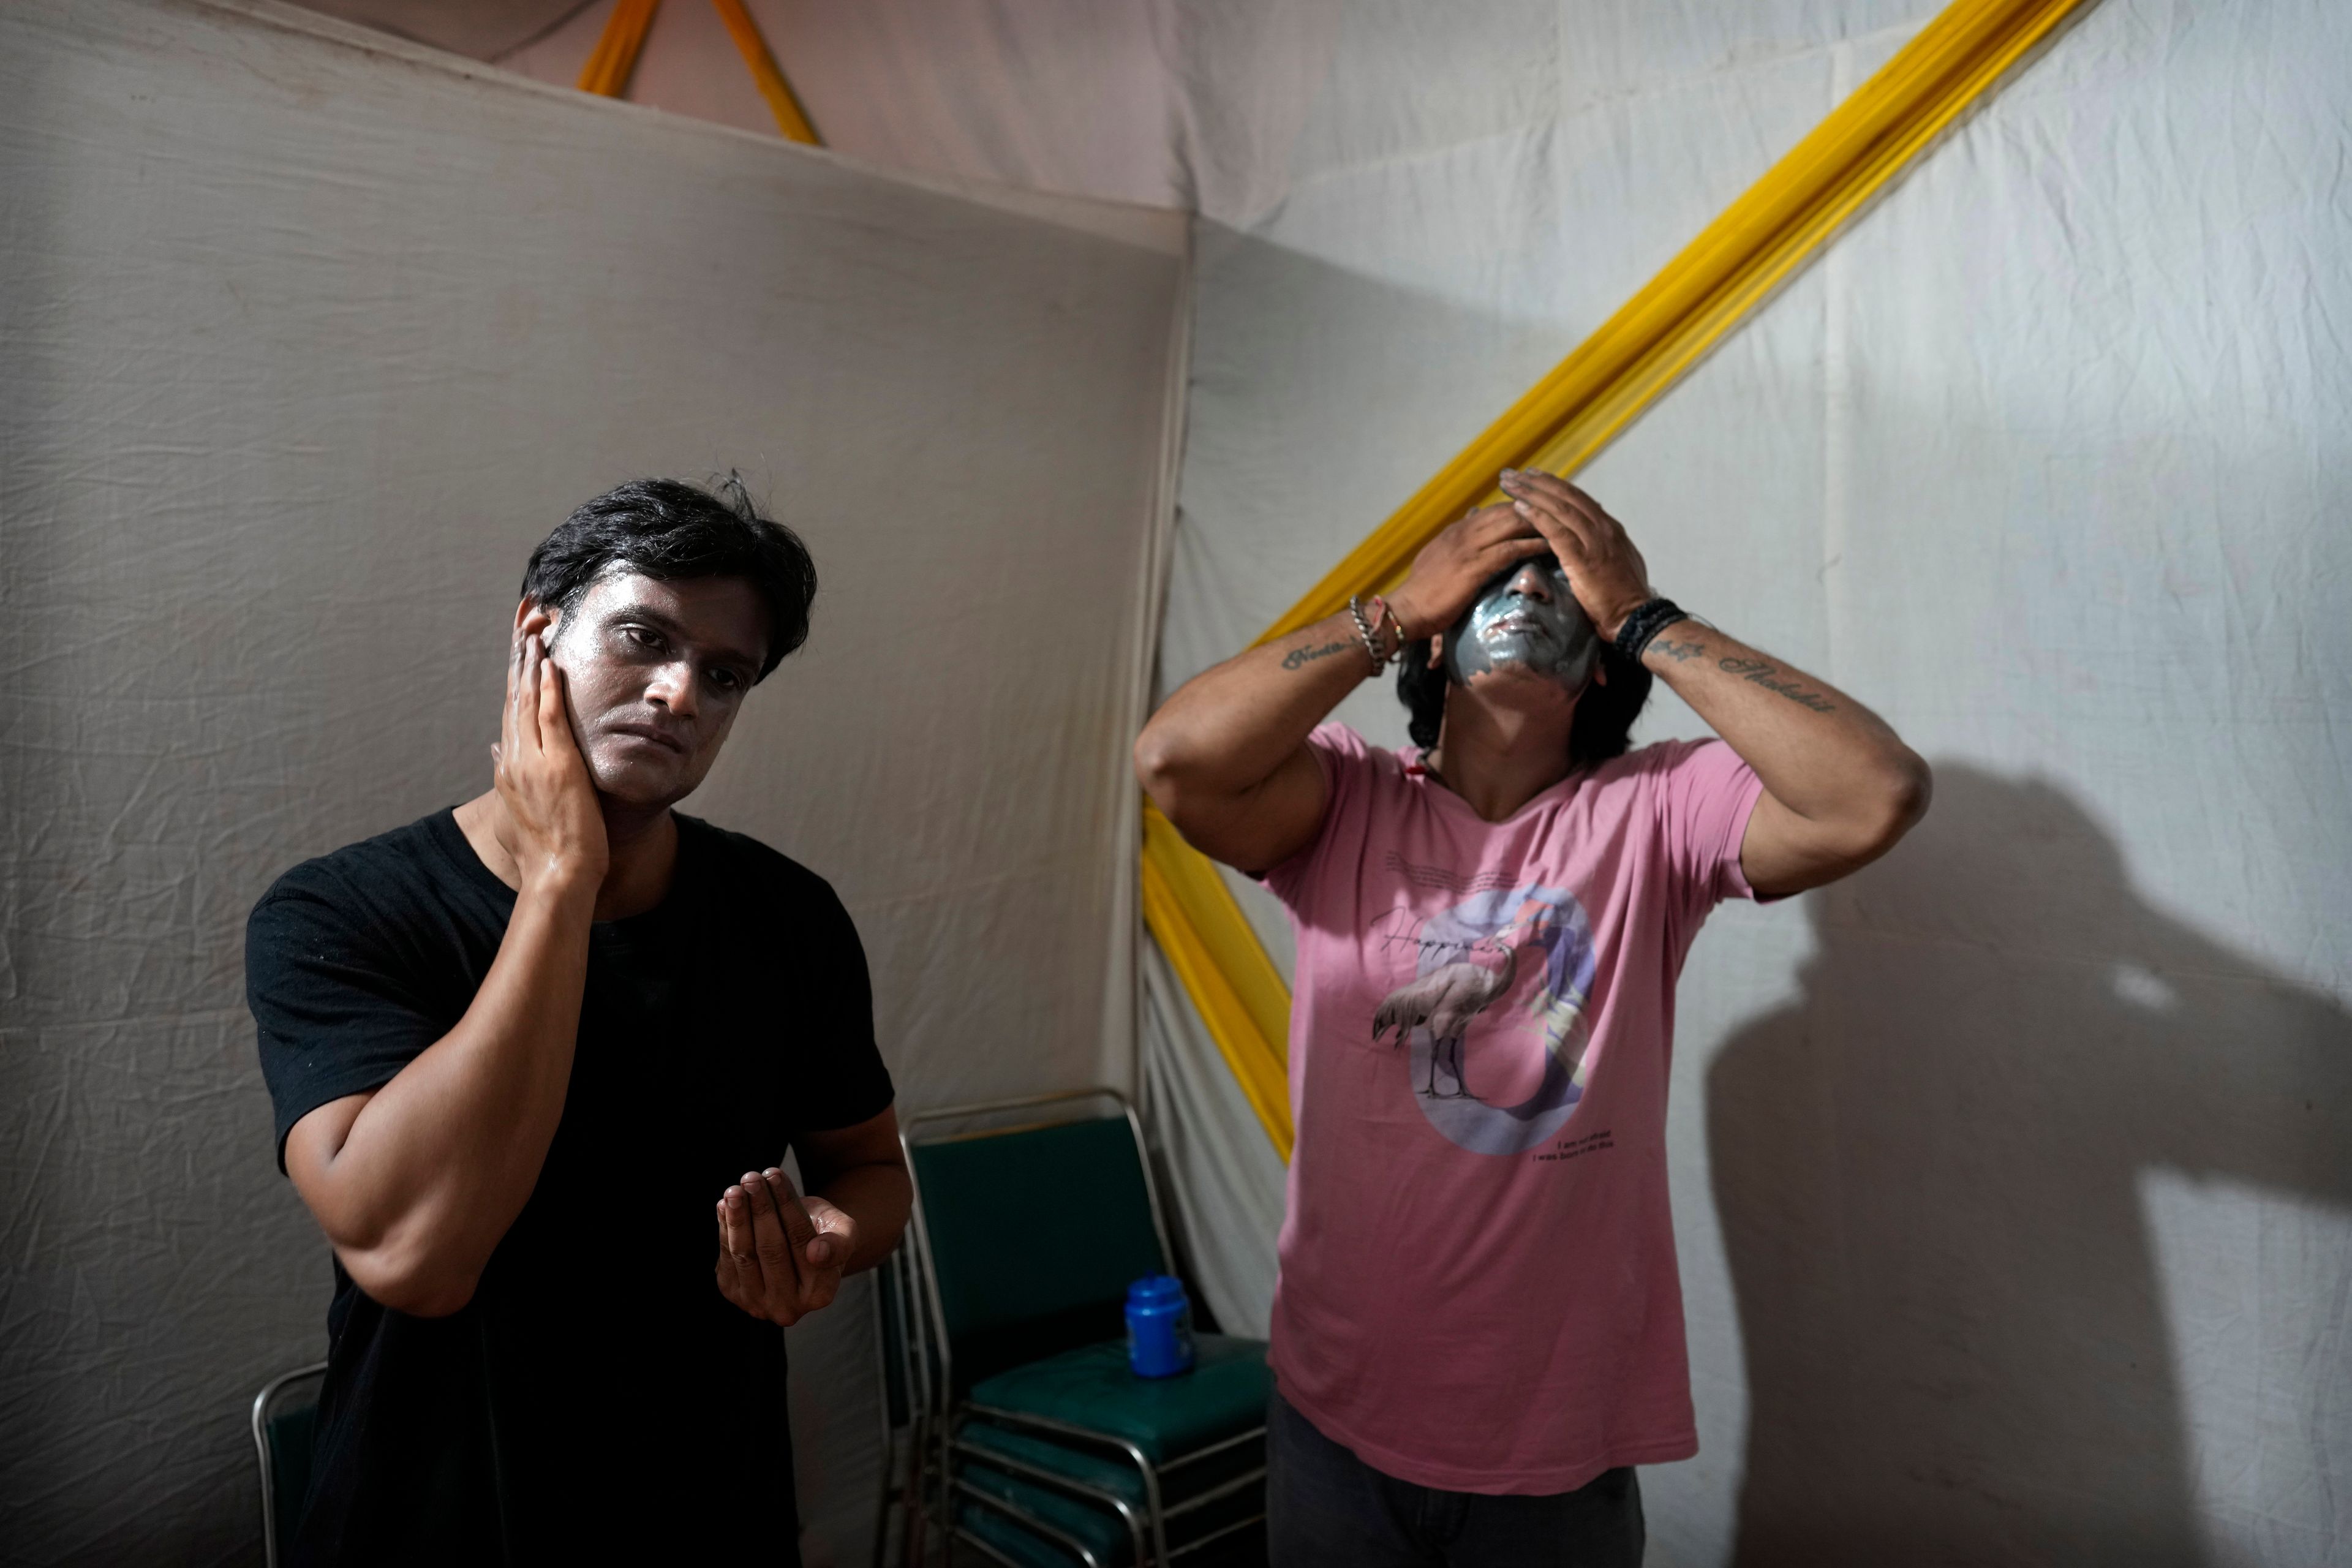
[
  {"left": 250, "top": 1360, "right": 328, "bottom": 1567},
  {"left": 873, "top": 1089, "right": 1269, "bottom": 1566}
]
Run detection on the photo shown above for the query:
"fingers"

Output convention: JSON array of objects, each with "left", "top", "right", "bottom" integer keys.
[
  {"left": 1460, "top": 500, "right": 1535, "bottom": 545},
  {"left": 1400, "top": 499, "right": 1556, "bottom": 638},
  {"left": 1517, "top": 503, "right": 1589, "bottom": 565},
  {"left": 499, "top": 632, "right": 524, "bottom": 775},
  {"left": 744, "top": 1172, "right": 805, "bottom": 1305},
  {"left": 497, "top": 630, "right": 579, "bottom": 791},
  {"left": 1501, "top": 472, "right": 1593, "bottom": 549},
  {"left": 1502, "top": 466, "right": 1604, "bottom": 518},
  {"left": 1508, "top": 491, "right": 1601, "bottom": 584},
  {"left": 718, "top": 1187, "right": 764, "bottom": 1310},
  {"left": 729, "top": 1169, "right": 835, "bottom": 1324},
  {"left": 795, "top": 1213, "right": 848, "bottom": 1316},
  {"left": 800, "top": 1195, "right": 858, "bottom": 1275},
  {"left": 760, "top": 1168, "right": 820, "bottom": 1259},
  {"left": 535, "top": 639, "right": 572, "bottom": 758},
  {"left": 527, "top": 635, "right": 555, "bottom": 758},
  {"left": 1499, "top": 468, "right": 1652, "bottom": 633},
  {"left": 1462, "top": 496, "right": 1562, "bottom": 573},
  {"left": 1502, "top": 469, "right": 1616, "bottom": 551},
  {"left": 508, "top": 633, "right": 544, "bottom": 767},
  {"left": 715, "top": 1199, "right": 754, "bottom": 1312},
  {"left": 1480, "top": 535, "right": 1560, "bottom": 572}
]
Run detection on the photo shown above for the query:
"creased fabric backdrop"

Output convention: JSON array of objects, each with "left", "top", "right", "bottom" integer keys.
[
  {"left": 9, "top": 0, "right": 2352, "bottom": 1563},
  {"left": 1148, "top": 1, "right": 2352, "bottom": 1564},
  {"left": 489, "top": 0, "right": 1343, "bottom": 227},
  {"left": 0, "top": 2, "right": 1183, "bottom": 1561}
]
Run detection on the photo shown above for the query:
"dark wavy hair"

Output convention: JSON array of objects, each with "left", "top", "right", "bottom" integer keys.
[
  {"left": 1395, "top": 639, "right": 1653, "bottom": 769},
  {"left": 520, "top": 475, "right": 815, "bottom": 680}
]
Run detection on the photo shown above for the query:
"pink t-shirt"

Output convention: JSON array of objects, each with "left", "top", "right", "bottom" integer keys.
[{"left": 1263, "top": 725, "right": 1765, "bottom": 1494}]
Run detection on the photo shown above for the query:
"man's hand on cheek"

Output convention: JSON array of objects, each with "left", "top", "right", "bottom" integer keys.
[{"left": 714, "top": 1168, "right": 856, "bottom": 1326}]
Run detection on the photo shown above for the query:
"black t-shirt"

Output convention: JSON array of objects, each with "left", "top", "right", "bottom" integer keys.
[{"left": 247, "top": 809, "right": 894, "bottom": 1566}]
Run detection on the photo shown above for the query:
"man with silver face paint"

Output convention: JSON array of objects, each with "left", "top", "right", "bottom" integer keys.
[
  {"left": 1136, "top": 469, "right": 1932, "bottom": 1566},
  {"left": 1441, "top": 554, "right": 1602, "bottom": 695}
]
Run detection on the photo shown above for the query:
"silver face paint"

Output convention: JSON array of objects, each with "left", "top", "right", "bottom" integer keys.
[{"left": 1441, "top": 558, "right": 1599, "bottom": 693}]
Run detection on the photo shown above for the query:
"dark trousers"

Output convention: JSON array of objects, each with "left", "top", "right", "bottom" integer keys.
[{"left": 1265, "top": 1390, "right": 1645, "bottom": 1567}]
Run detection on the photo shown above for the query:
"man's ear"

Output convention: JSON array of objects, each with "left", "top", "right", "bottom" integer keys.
[{"left": 514, "top": 597, "right": 559, "bottom": 643}]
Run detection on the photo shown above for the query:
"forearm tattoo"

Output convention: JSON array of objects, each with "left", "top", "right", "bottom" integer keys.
[
  {"left": 1716, "top": 656, "right": 1838, "bottom": 712},
  {"left": 1282, "top": 639, "right": 1354, "bottom": 671},
  {"left": 1651, "top": 631, "right": 1838, "bottom": 712}
]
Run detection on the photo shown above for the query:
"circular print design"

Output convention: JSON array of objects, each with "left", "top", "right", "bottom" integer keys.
[{"left": 1370, "top": 884, "right": 1597, "bottom": 1155}]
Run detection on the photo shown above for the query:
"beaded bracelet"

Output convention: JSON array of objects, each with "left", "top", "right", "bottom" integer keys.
[{"left": 1611, "top": 597, "right": 1689, "bottom": 662}]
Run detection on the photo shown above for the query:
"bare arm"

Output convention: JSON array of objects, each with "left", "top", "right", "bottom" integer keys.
[
  {"left": 1129, "top": 614, "right": 1363, "bottom": 874},
  {"left": 1504, "top": 470, "right": 1931, "bottom": 896},
  {"left": 1643, "top": 623, "right": 1929, "bottom": 894},
  {"left": 1134, "top": 504, "right": 1552, "bottom": 873},
  {"left": 796, "top": 1106, "right": 913, "bottom": 1276},
  {"left": 282, "top": 619, "right": 607, "bottom": 1317}
]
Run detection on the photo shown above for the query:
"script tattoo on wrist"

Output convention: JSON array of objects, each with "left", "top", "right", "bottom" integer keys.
[
  {"left": 1717, "top": 656, "right": 1838, "bottom": 712},
  {"left": 1282, "top": 639, "right": 1353, "bottom": 671},
  {"left": 1650, "top": 636, "right": 1708, "bottom": 663}
]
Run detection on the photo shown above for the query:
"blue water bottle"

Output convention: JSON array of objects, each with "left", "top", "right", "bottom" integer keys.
[{"left": 1125, "top": 1275, "right": 1196, "bottom": 1378}]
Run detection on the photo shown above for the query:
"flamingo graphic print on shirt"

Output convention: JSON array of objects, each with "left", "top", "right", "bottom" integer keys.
[{"left": 1369, "top": 883, "right": 1598, "bottom": 1155}]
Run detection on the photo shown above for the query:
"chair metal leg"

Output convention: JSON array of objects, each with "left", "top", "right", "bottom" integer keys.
[
  {"left": 951, "top": 1479, "right": 1107, "bottom": 1568},
  {"left": 870, "top": 1390, "right": 902, "bottom": 1566},
  {"left": 962, "top": 1403, "right": 1180, "bottom": 1565},
  {"left": 948, "top": 1430, "right": 1148, "bottom": 1566}
]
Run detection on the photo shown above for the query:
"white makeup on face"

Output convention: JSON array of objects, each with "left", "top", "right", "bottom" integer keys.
[
  {"left": 535, "top": 571, "right": 768, "bottom": 810},
  {"left": 1441, "top": 558, "right": 1599, "bottom": 693}
]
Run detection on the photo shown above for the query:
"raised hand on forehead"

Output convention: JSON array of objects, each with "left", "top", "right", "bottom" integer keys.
[
  {"left": 1496, "top": 469, "right": 1655, "bottom": 642},
  {"left": 1387, "top": 502, "right": 1559, "bottom": 641}
]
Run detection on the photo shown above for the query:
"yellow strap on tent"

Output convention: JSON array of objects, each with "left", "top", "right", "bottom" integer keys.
[
  {"left": 577, "top": 0, "right": 662, "bottom": 99},
  {"left": 1258, "top": 0, "right": 2086, "bottom": 645},
  {"left": 711, "top": 0, "right": 823, "bottom": 145},
  {"left": 1147, "top": 0, "right": 2089, "bottom": 1160},
  {"left": 1139, "top": 804, "right": 1295, "bottom": 1161}
]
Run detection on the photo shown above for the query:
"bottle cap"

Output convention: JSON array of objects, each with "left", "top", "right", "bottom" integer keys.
[{"left": 1127, "top": 1274, "right": 1185, "bottom": 1306}]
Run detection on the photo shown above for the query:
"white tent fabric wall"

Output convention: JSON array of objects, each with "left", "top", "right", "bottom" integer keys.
[
  {"left": 1151, "top": 0, "right": 2352, "bottom": 1563},
  {"left": 9, "top": 0, "right": 2350, "bottom": 1561},
  {"left": 489, "top": 0, "right": 1342, "bottom": 227},
  {"left": 0, "top": 1, "right": 1183, "bottom": 1561}
]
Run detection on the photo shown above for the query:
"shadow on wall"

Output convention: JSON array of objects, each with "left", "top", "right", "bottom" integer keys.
[{"left": 1711, "top": 763, "right": 2352, "bottom": 1566}]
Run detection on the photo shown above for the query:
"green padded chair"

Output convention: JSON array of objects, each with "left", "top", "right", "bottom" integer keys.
[
  {"left": 249, "top": 1360, "right": 326, "bottom": 1568},
  {"left": 899, "top": 1088, "right": 1269, "bottom": 1566}
]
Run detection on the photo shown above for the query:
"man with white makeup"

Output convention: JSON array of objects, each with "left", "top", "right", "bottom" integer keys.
[
  {"left": 247, "top": 477, "right": 907, "bottom": 1565},
  {"left": 1135, "top": 469, "right": 1931, "bottom": 1565}
]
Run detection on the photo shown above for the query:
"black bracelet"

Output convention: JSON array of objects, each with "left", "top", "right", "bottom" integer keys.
[{"left": 1611, "top": 597, "right": 1689, "bottom": 662}]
